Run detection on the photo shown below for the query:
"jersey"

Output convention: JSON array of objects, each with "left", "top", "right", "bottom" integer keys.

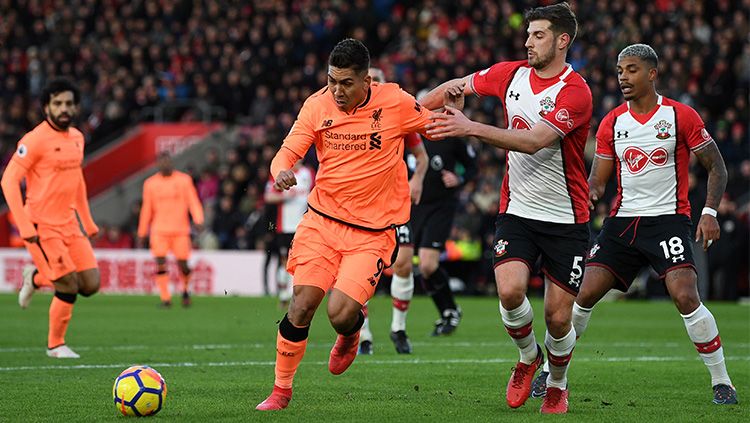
[
  {"left": 420, "top": 136, "right": 477, "bottom": 204},
  {"left": 470, "top": 60, "right": 592, "bottom": 224},
  {"left": 596, "top": 96, "right": 714, "bottom": 218},
  {"left": 264, "top": 165, "right": 314, "bottom": 234},
  {"left": 137, "top": 171, "right": 204, "bottom": 237},
  {"left": 272, "top": 82, "right": 433, "bottom": 229},
  {"left": 0, "top": 120, "right": 96, "bottom": 238}
]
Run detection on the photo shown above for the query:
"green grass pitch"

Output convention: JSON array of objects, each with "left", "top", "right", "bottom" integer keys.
[{"left": 0, "top": 293, "right": 747, "bottom": 422}]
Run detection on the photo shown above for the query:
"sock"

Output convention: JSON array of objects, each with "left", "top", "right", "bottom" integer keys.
[
  {"left": 500, "top": 297, "right": 538, "bottom": 364},
  {"left": 274, "top": 314, "right": 309, "bottom": 389},
  {"left": 572, "top": 302, "right": 593, "bottom": 338},
  {"left": 48, "top": 292, "right": 76, "bottom": 349},
  {"left": 359, "top": 303, "right": 372, "bottom": 342},
  {"left": 33, "top": 270, "right": 53, "bottom": 288},
  {"left": 155, "top": 271, "right": 171, "bottom": 302},
  {"left": 180, "top": 271, "right": 190, "bottom": 294},
  {"left": 542, "top": 360, "right": 550, "bottom": 374},
  {"left": 391, "top": 273, "right": 414, "bottom": 332},
  {"left": 425, "top": 267, "right": 457, "bottom": 315},
  {"left": 681, "top": 303, "right": 732, "bottom": 387},
  {"left": 545, "top": 327, "right": 576, "bottom": 389}
]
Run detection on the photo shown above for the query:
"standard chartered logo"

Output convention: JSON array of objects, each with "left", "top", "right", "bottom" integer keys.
[{"left": 323, "top": 130, "right": 382, "bottom": 152}]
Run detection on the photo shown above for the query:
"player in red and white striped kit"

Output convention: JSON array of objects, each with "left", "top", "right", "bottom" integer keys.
[{"left": 571, "top": 44, "right": 737, "bottom": 405}]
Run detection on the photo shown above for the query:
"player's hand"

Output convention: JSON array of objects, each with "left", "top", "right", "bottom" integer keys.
[
  {"left": 588, "top": 191, "right": 599, "bottom": 210},
  {"left": 426, "top": 106, "right": 474, "bottom": 139},
  {"left": 136, "top": 237, "right": 147, "bottom": 249},
  {"left": 695, "top": 214, "right": 720, "bottom": 251},
  {"left": 441, "top": 170, "right": 460, "bottom": 188},
  {"left": 273, "top": 170, "right": 297, "bottom": 191},
  {"left": 23, "top": 235, "right": 39, "bottom": 244},
  {"left": 444, "top": 83, "right": 465, "bottom": 110},
  {"left": 194, "top": 223, "right": 204, "bottom": 233},
  {"left": 409, "top": 177, "right": 423, "bottom": 205}
]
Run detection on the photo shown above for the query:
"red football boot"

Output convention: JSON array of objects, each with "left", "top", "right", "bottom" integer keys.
[
  {"left": 506, "top": 344, "right": 543, "bottom": 408},
  {"left": 540, "top": 387, "right": 569, "bottom": 414},
  {"left": 329, "top": 332, "right": 360, "bottom": 375},
  {"left": 256, "top": 385, "right": 292, "bottom": 411}
]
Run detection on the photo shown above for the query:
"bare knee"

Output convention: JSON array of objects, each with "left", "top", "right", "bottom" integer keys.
[
  {"left": 672, "top": 289, "right": 701, "bottom": 315},
  {"left": 419, "top": 261, "right": 438, "bottom": 279},
  {"left": 78, "top": 269, "right": 100, "bottom": 297},
  {"left": 545, "top": 307, "right": 571, "bottom": 337},
  {"left": 54, "top": 273, "right": 79, "bottom": 294},
  {"left": 497, "top": 282, "right": 526, "bottom": 310},
  {"left": 393, "top": 255, "right": 411, "bottom": 277}
]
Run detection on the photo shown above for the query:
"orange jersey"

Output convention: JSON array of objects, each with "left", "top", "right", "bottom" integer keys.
[
  {"left": 138, "top": 171, "right": 204, "bottom": 237},
  {"left": 270, "top": 82, "right": 433, "bottom": 229},
  {"left": 0, "top": 120, "right": 96, "bottom": 239}
]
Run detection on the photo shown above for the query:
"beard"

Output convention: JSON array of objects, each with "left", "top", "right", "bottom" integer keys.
[
  {"left": 528, "top": 48, "right": 555, "bottom": 70},
  {"left": 48, "top": 112, "right": 74, "bottom": 129}
]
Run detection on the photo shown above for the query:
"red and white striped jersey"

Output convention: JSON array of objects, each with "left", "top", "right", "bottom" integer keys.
[
  {"left": 471, "top": 61, "right": 591, "bottom": 224},
  {"left": 596, "top": 96, "right": 714, "bottom": 218}
]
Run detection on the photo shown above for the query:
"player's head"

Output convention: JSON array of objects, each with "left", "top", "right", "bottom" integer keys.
[
  {"left": 41, "top": 77, "right": 80, "bottom": 130},
  {"left": 157, "top": 152, "right": 173, "bottom": 176},
  {"left": 368, "top": 67, "right": 386, "bottom": 83},
  {"left": 328, "top": 38, "right": 371, "bottom": 112},
  {"left": 617, "top": 44, "right": 659, "bottom": 101},
  {"left": 523, "top": 2, "right": 578, "bottom": 69}
]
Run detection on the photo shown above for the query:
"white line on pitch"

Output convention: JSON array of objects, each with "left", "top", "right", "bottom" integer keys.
[{"left": 0, "top": 355, "right": 748, "bottom": 372}]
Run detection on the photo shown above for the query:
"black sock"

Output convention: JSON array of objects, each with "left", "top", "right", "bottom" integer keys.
[
  {"left": 279, "top": 313, "right": 310, "bottom": 342},
  {"left": 341, "top": 310, "right": 365, "bottom": 337},
  {"left": 426, "top": 267, "right": 457, "bottom": 315},
  {"left": 54, "top": 291, "right": 77, "bottom": 304},
  {"left": 31, "top": 269, "right": 39, "bottom": 289}
]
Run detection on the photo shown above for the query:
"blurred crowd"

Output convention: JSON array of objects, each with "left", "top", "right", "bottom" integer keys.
[{"left": 1, "top": 0, "right": 748, "bottom": 298}]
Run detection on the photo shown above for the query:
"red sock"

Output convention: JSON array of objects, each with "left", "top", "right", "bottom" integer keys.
[
  {"left": 155, "top": 273, "right": 171, "bottom": 302},
  {"left": 48, "top": 295, "right": 74, "bottom": 348}
]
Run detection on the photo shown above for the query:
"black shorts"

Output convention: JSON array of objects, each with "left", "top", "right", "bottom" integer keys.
[
  {"left": 397, "top": 222, "right": 413, "bottom": 246},
  {"left": 586, "top": 214, "right": 696, "bottom": 292},
  {"left": 411, "top": 201, "right": 456, "bottom": 251},
  {"left": 492, "top": 213, "right": 590, "bottom": 295}
]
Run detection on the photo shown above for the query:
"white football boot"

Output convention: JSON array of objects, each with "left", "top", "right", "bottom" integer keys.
[
  {"left": 47, "top": 345, "right": 80, "bottom": 359},
  {"left": 18, "top": 265, "right": 36, "bottom": 309}
]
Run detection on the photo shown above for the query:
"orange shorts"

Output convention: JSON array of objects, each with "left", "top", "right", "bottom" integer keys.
[
  {"left": 287, "top": 211, "right": 398, "bottom": 305},
  {"left": 26, "top": 222, "right": 97, "bottom": 281},
  {"left": 150, "top": 234, "right": 191, "bottom": 260}
]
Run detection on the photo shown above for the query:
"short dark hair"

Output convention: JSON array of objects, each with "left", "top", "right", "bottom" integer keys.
[
  {"left": 524, "top": 2, "right": 578, "bottom": 45},
  {"left": 618, "top": 44, "right": 659, "bottom": 69},
  {"left": 41, "top": 77, "right": 80, "bottom": 105},
  {"left": 328, "top": 38, "right": 370, "bottom": 74}
]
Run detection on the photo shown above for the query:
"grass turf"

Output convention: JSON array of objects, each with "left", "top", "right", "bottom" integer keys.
[{"left": 0, "top": 292, "right": 747, "bottom": 422}]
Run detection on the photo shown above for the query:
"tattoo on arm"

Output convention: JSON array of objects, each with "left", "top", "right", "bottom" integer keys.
[{"left": 693, "top": 142, "right": 727, "bottom": 209}]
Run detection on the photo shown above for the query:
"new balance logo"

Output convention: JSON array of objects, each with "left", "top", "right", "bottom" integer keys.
[
  {"left": 509, "top": 91, "right": 520, "bottom": 100},
  {"left": 617, "top": 130, "right": 629, "bottom": 138},
  {"left": 369, "top": 132, "right": 382, "bottom": 150},
  {"left": 322, "top": 119, "right": 333, "bottom": 128}
]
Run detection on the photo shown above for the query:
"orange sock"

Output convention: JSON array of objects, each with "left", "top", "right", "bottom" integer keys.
[
  {"left": 274, "top": 314, "right": 310, "bottom": 389},
  {"left": 33, "top": 270, "right": 54, "bottom": 288},
  {"left": 180, "top": 272, "right": 190, "bottom": 293},
  {"left": 48, "top": 294, "right": 75, "bottom": 349},
  {"left": 155, "top": 273, "right": 171, "bottom": 302}
]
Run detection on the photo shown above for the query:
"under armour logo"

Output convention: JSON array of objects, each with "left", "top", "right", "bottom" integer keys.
[
  {"left": 617, "top": 130, "right": 629, "bottom": 138},
  {"left": 672, "top": 255, "right": 685, "bottom": 263},
  {"left": 509, "top": 91, "right": 520, "bottom": 100}
]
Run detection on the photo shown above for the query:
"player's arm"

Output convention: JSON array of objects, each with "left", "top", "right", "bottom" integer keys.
[
  {"left": 408, "top": 139, "right": 428, "bottom": 205},
  {"left": 136, "top": 182, "right": 152, "bottom": 244},
  {"left": 588, "top": 157, "right": 614, "bottom": 209},
  {"left": 186, "top": 177, "right": 205, "bottom": 231},
  {"left": 74, "top": 170, "right": 98, "bottom": 237},
  {"left": 419, "top": 75, "right": 474, "bottom": 111},
  {"left": 271, "top": 103, "right": 316, "bottom": 191},
  {"left": 0, "top": 160, "right": 37, "bottom": 241},
  {"left": 426, "top": 111, "right": 560, "bottom": 154},
  {"left": 693, "top": 141, "right": 727, "bottom": 250}
]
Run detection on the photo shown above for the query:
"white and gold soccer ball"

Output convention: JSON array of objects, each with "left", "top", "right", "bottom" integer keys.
[{"left": 113, "top": 365, "right": 167, "bottom": 416}]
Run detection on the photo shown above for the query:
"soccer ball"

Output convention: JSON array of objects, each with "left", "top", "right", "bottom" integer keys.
[{"left": 113, "top": 365, "right": 167, "bottom": 416}]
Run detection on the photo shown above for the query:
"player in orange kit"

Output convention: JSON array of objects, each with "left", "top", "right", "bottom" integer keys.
[
  {"left": 1, "top": 78, "right": 100, "bottom": 358},
  {"left": 137, "top": 153, "right": 204, "bottom": 308},
  {"left": 255, "top": 39, "right": 460, "bottom": 411}
]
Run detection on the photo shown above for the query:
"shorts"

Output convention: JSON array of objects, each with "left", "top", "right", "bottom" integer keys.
[
  {"left": 397, "top": 222, "right": 413, "bottom": 246},
  {"left": 586, "top": 214, "right": 696, "bottom": 291},
  {"left": 150, "top": 234, "right": 192, "bottom": 260},
  {"left": 411, "top": 201, "right": 456, "bottom": 251},
  {"left": 492, "top": 213, "right": 589, "bottom": 295},
  {"left": 287, "top": 211, "right": 398, "bottom": 305},
  {"left": 26, "top": 222, "right": 97, "bottom": 281}
]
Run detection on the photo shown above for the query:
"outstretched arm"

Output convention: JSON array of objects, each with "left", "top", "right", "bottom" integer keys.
[
  {"left": 419, "top": 75, "right": 473, "bottom": 111},
  {"left": 692, "top": 142, "right": 727, "bottom": 250}
]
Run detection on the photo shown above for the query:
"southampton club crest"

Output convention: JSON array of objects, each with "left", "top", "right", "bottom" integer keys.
[
  {"left": 654, "top": 119, "right": 672, "bottom": 140},
  {"left": 494, "top": 239, "right": 509, "bottom": 257},
  {"left": 538, "top": 96, "right": 555, "bottom": 117}
]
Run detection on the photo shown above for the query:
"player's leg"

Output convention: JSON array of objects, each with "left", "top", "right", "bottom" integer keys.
[
  {"left": 68, "top": 235, "right": 100, "bottom": 297},
  {"left": 358, "top": 301, "right": 373, "bottom": 354},
  {"left": 150, "top": 234, "right": 171, "bottom": 306},
  {"left": 327, "top": 287, "right": 367, "bottom": 374},
  {"left": 665, "top": 268, "right": 737, "bottom": 404},
  {"left": 390, "top": 229, "right": 414, "bottom": 353},
  {"left": 18, "top": 241, "right": 54, "bottom": 308},
  {"left": 277, "top": 251, "right": 293, "bottom": 310},
  {"left": 420, "top": 247, "right": 460, "bottom": 335},
  {"left": 47, "top": 270, "right": 82, "bottom": 358},
  {"left": 172, "top": 235, "right": 192, "bottom": 307}
]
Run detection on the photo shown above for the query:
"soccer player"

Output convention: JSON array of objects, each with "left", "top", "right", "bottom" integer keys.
[
  {"left": 422, "top": 2, "right": 591, "bottom": 413},
  {"left": 1, "top": 78, "right": 100, "bottom": 358},
  {"left": 256, "top": 39, "right": 445, "bottom": 411},
  {"left": 137, "top": 153, "right": 204, "bottom": 308},
  {"left": 358, "top": 67, "right": 429, "bottom": 355},
  {"left": 264, "top": 160, "right": 314, "bottom": 309},
  {"left": 570, "top": 44, "right": 738, "bottom": 405}
]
